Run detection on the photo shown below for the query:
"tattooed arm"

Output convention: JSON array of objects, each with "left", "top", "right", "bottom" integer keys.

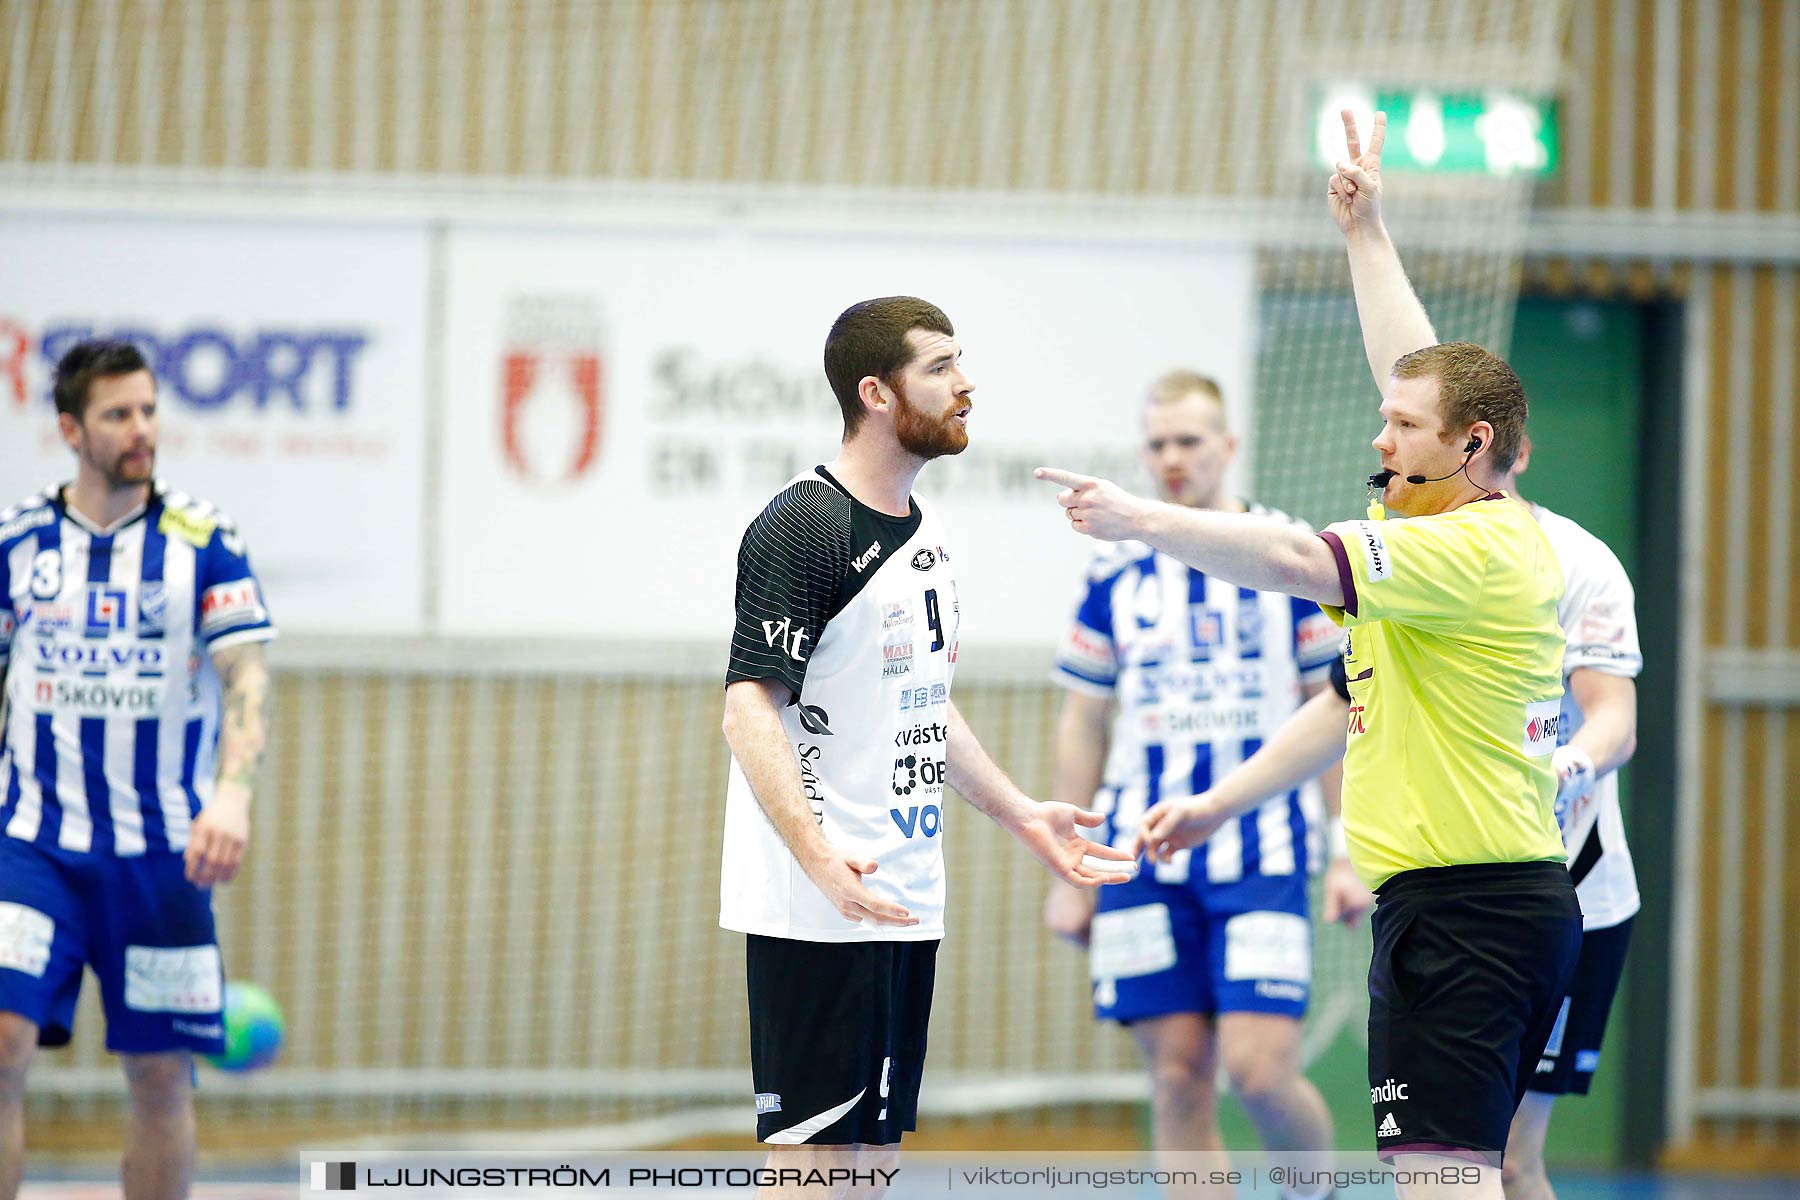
[{"left": 185, "top": 642, "right": 272, "bottom": 886}]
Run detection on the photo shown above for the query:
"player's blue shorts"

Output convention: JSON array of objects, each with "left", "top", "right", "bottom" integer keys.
[
  {"left": 1088, "top": 866, "right": 1312, "bottom": 1023},
  {"left": 0, "top": 835, "right": 225, "bottom": 1055}
]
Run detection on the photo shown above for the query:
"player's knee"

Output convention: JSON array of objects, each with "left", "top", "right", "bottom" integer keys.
[
  {"left": 763, "top": 1143, "right": 884, "bottom": 1198},
  {"left": 1221, "top": 1049, "right": 1293, "bottom": 1107},
  {"left": 1500, "top": 1152, "right": 1543, "bottom": 1193},
  {"left": 1148, "top": 1053, "right": 1215, "bottom": 1115},
  {"left": 1500, "top": 1133, "right": 1546, "bottom": 1189},
  {"left": 856, "top": 1141, "right": 900, "bottom": 1175},
  {"left": 120, "top": 1054, "right": 194, "bottom": 1121}
]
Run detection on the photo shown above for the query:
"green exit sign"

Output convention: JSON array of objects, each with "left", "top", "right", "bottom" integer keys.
[{"left": 1312, "top": 87, "right": 1559, "bottom": 176}]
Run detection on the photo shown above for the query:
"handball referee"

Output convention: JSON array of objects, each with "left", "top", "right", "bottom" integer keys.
[{"left": 1037, "top": 111, "right": 1581, "bottom": 1199}]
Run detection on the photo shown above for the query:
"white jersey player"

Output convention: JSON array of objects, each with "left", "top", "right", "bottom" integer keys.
[
  {"left": 1504, "top": 444, "right": 1643, "bottom": 1200},
  {"left": 719, "top": 297, "right": 1131, "bottom": 1190}
]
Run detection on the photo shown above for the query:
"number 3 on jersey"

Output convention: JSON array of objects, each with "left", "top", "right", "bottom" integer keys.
[
  {"left": 30, "top": 549, "right": 61, "bottom": 599},
  {"left": 924, "top": 589, "right": 944, "bottom": 653}
]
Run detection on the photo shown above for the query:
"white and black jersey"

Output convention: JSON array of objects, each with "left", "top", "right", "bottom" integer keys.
[
  {"left": 722, "top": 467, "right": 960, "bottom": 943},
  {"left": 1532, "top": 505, "right": 1642, "bottom": 932}
]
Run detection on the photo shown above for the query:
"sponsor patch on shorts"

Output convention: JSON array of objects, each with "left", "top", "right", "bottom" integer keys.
[
  {"left": 1222, "top": 910, "right": 1311, "bottom": 984},
  {"left": 1089, "top": 903, "right": 1178, "bottom": 981},
  {"left": 124, "top": 945, "right": 222, "bottom": 1014},
  {"left": 0, "top": 902, "right": 54, "bottom": 978}
]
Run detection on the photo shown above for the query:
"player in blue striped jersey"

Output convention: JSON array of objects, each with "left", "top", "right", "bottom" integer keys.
[
  {"left": 0, "top": 341, "right": 275, "bottom": 1200},
  {"left": 1044, "top": 372, "right": 1370, "bottom": 1187}
]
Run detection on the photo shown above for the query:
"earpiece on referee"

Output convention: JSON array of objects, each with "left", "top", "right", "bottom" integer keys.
[{"left": 1403, "top": 434, "right": 1487, "bottom": 487}]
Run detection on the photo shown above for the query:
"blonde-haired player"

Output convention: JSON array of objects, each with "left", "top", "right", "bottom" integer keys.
[{"left": 1044, "top": 369, "right": 1369, "bottom": 1200}]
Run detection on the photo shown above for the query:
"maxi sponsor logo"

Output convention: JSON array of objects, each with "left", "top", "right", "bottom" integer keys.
[
  {"left": 200, "top": 581, "right": 264, "bottom": 635},
  {"left": 882, "top": 640, "right": 912, "bottom": 678}
]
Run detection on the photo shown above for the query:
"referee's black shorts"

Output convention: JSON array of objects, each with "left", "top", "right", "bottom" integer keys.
[
  {"left": 1366, "top": 860, "right": 1582, "bottom": 1166},
  {"left": 745, "top": 934, "right": 938, "bottom": 1146}
]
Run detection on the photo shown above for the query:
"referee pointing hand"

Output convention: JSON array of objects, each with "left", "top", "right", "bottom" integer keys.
[{"left": 1037, "top": 110, "right": 1581, "bottom": 1200}]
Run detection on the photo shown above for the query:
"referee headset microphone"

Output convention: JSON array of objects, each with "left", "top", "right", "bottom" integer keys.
[{"left": 1366, "top": 435, "right": 1484, "bottom": 490}]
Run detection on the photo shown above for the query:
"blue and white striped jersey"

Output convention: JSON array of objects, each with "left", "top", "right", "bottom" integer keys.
[
  {"left": 1054, "top": 510, "right": 1342, "bottom": 886},
  {"left": 0, "top": 483, "right": 276, "bottom": 857}
]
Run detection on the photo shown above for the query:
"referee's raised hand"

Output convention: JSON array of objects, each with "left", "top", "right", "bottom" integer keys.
[
  {"left": 800, "top": 848, "right": 920, "bottom": 928},
  {"left": 1035, "top": 467, "right": 1152, "bottom": 542},
  {"left": 1328, "top": 108, "right": 1386, "bottom": 236}
]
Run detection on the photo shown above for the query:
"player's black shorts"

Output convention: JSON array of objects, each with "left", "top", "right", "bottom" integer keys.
[
  {"left": 1366, "top": 861, "right": 1582, "bottom": 1166},
  {"left": 746, "top": 935, "right": 938, "bottom": 1146},
  {"left": 1527, "top": 916, "right": 1634, "bottom": 1096}
]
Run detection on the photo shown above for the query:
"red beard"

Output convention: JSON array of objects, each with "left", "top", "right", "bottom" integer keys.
[{"left": 893, "top": 383, "right": 969, "bottom": 459}]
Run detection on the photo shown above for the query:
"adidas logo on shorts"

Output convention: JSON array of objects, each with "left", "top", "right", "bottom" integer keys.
[{"left": 1378, "top": 1112, "right": 1402, "bottom": 1138}]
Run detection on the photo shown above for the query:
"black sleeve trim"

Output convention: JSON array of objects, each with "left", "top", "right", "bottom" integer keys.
[{"left": 724, "top": 480, "right": 852, "bottom": 697}]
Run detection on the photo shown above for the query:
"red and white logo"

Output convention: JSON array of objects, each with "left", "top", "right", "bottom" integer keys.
[
  {"left": 1522, "top": 699, "right": 1561, "bottom": 756},
  {"left": 499, "top": 296, "right": 605, "bottom": 486},
  {"left": 200, "top": 581, "right": 263, "bottom": 634}
]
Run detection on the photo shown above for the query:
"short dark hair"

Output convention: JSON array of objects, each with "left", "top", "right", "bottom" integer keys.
[
  {"left": 54, "top": 339, "right": 154, "bottom": 421},
  {"left": 823, "top": 297, "right": 954, "bottom": 435},
  {"left": 1391, "top": 342, "right": 1527, "bottom": 471}
]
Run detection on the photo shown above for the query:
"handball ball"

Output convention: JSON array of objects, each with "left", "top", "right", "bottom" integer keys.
[{"left": 205, "top": 981, "right": 285, "bottom": 1072}]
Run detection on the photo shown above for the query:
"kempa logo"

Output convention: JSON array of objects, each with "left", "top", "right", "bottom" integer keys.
[
  {"left": 311, "top": 1161, "right": 356, "bottom": 1191},
  {"left": 1371, "top": 1078, "right": 1410, "bottom": 1103},
  {"left": 761, "top": 617, "right": 811, "bottom": 662},
  {"left": 852, "top": 541, "right": 883, "bottom": 573}
]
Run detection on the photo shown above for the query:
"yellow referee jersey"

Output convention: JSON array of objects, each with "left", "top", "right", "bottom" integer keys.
[{"left": 1319, "top": 493, "right": 1568, "bottom": 890}]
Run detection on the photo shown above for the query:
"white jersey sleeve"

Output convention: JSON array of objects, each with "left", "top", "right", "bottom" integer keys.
[{"left": 1536, "top": 505, "right": 1642, "bottom": 930}]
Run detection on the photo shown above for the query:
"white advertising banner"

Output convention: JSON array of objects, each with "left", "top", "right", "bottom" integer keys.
[
  {"left": 440, "top": 226, "right": 1255, "bottom": 651},
  {"left": 0, "top": 212, "right": 429, "bottom": 633}
]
